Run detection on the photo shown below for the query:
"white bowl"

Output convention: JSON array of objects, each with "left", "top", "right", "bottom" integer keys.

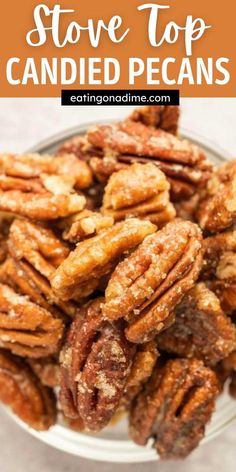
[{"left": 3, "top": 124, "right": 235, "bottom": 463}]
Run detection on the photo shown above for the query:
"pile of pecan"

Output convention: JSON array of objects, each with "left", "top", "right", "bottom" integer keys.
[{"left": 0, "top": 104, "right": 235, "bottom": 460}]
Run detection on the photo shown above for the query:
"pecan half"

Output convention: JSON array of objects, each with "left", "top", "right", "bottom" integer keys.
[
  {"left": 103, "top": 219, "right": 203, "bottom": 343},
  {"left": 60, "top": 210, "right": 114, "bottom": 243},
  {"left": 60, "top": 298, "right": 135, "bottom": 431},
  {"left": 202, "top": 228, "right": 236, "bottom": 314},
  {"left": 0, "top": 154, "right": 87, "bottom": 220},
  {"left": 102, "top": 163, "right": 176, "bottom": 225},
  {"left": 158, "top": 283, "right": 236, "bottom": 365},
  {"left": 6, "top": 219, "right": 76, "bottom": 317},
  {"left": 51, "top": 218, "right": 156, "bottom": 301},
  {"left": 129, "top": 358, "right": 219, "bottom": 459},
  {"left": 0, "top": 283, "right": 64, "bottom": 358},
  {"left": 0, "top": 349, "right": 56, "bottom": 430},
  {"left": 196, "top": 161, "right": 236, "bottom": 233},
  {"left": 87, "top": 121, "right": 213, "bottom": 201},
  {"left": 0, "top": 153, "right": 92, "bottom": 189},
  {"left": 128, "top": 105, "right": 180, "bottom": 135}
]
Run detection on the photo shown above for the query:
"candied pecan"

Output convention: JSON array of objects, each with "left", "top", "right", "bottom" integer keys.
[
  {"left": 102, "top": 163, "right": 176, "bottom": 225},
  {"left": 129, "top": 358, "right": 219, "bottom": 459},
  {"left": 87, "top": 121, "right": 213, "bottom": 201},
  {"left": 51, "top": 218, "right": 156, "bottom": 301},
  {"left": 6, "top": 219, "right": 76, "bottom": 317},
  {"left": 103, "top": 219, "right": 203, "bottom": 343},
  {"left": 196, "top": 161, "right": 236, "bottom": 233},
  {"left": 60, "top": 298, "right": 135, "bottom": 431},
  {"left": 0, "top": 349, "right": 56, "bottom": 430},
  {"left": 0, "top": 257, "right": 76, "bottom": 320},
  {"left": 128, "top": 105, "right": 180, "bottom": 135},
  {"left": 0, "top": 283, "right": 64, "bottom": 358},
  {"left": 158, "top": 283, "right": 236, "bottom": 365},
  {"left": 28, "top": 356, "right": 59, "bottom": 387},
  {"left": 60, "top": 210, "right": 114, "bottom": 243},
  {"left": 0, "top": 153, "right": 92, "bottom": 189},
  {"left": 0, "top": 190, "right": 85, "bottom": 220},
  {"left": 202, "top": 228, "right": 236, "bottom": 314}
]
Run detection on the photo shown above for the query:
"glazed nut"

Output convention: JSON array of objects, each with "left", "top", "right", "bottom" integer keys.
[
  {"left": 0, "top": 349, "right": 56, "bottom": 430},
  {"left": 128, "top": 105, "right": 180, "bottom": 135},
  {"left": 87, "top": 121, "right": 213, "bottom": 201},
  {"left": 60, "top": 298, "right": 135, "bottom": 431},
  {"left": 158, "top": 283, "right": 236, "bottom": 365},
  {"left": 51, "top": 218, "right": 156, "bottom": 301},
  {"left": 0, "top": 153, "right": 87, "bottom": 220},
  {"left": 103, "top": 219, "right": 203, "bottom": 343},
  {"left": 0, "top": 152, "right": 93, "bottom": 189},
  {"left": 6, "top": 219, "right": 77, "bottom": 317},
  {"left": 102, "top": 163, "right": 176, "bottom": 225},
  {"left": 196, "top": 161, "right": 236, "bottom": 233},
  {"left": 0, "top": 283, "right": 64, "bottom": 358},
  {"left": 129, "top": 358, "right": 219, "bottom": 459},
  {"left": 61, "top": 209, "right": 114, "bottom": 243},
  {"left": 0, "top": 189, "right": 86, "bottom": 220}
]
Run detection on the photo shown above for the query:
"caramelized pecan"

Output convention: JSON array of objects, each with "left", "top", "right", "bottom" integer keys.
[
  {"left": 103, "top": 219, "right": 203, "bottom": 343},
  {"left": 0, "top": 349, "right": 56, "bottom": 430},
  {"left": 60, "top": 298, "right": 135, "bottom": 431},
  {"left": 196, "top": 161, "right": 236, "bottom": 233},
  {"left": 6, "top": 219, "right": 76, "bottom": 317},
  {"left": 129, "top": 358, "right": 219, "bottom": 459},
  {"left": 0, "top": 153, "right": 92, "bottom": 189},
  {"left": 0, "top": 283, "right": 64, "bottom": 358},
  {"left": 51, "top": 218, "right": 156, "bottom": 301},
  {"left": 158, "top": 283, "right": 236, "bottom": 365},
  {"left": 102, "top": 163, "right": 176, "bottom": 225},
  {"left": 87, "top": 121, "right": 213, "bottom": 201}
]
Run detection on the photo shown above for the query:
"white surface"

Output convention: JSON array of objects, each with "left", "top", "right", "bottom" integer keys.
[{"left": 0, "top": 98, "right": 235, "bottom": 471}]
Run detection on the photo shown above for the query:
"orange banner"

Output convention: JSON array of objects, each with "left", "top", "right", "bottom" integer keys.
[{"left": 0, "top": 0, "right": 235, "bottom": 97}]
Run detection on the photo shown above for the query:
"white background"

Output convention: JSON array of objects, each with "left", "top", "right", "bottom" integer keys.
[{"left": 0, "top": 98, "right": 235, "bottom": 472}]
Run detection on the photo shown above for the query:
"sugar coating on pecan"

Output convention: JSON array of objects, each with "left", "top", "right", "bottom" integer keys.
[
  {"left": 60, "top": 298, "right": 135, "bottom": 431},
  {"left": 128, "top": 105, "right": 180, "bottom": 135},
  {"left": 129, "top": 358, "right": 219, "bottom": 459},
  {"left": 158, "top": 283, "right": 236, "bottom": 365},
  {"left": 0, "top": 349, "right": 56, "bottom": 430},
  {"left": 102, "top": 163, "right": 176, "bottom": 225},
  {"left": 60, "top": 210, "right": 114, "bottom": 243},
  {"left": 28, "top": 356, "right": 60, "bottom": 388},
  {"left": 51, "top": 218, "right": 156, "bottom": 301},
  {"left": 196, "top": 161, "right": 236, "bottom": 233},
  {"left": 0, "top": 153, "right": 93, "bottom": 189},
  {"left": 0, "top": 283, "right": 64, "bottom": 358},
  {"left": 0, "top": 190, "right": 86, "bottom": 220},
  {"left": 87, "top": 121, "right": 212, "bottom": 201},
  {"left": 103, "top": 219, "right": 203, "bottom": 343},
  {"left": 89, "top": 156, "right": 128, "bottom": 184}
]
